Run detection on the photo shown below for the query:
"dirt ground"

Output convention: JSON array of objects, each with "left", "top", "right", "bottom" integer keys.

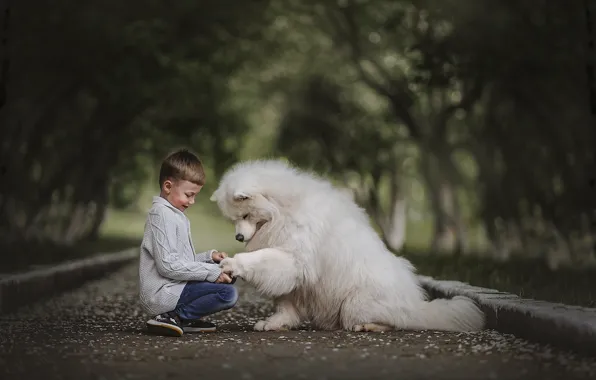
[{"left": 1, "top": 263, "right": 595, "bottom": 380}]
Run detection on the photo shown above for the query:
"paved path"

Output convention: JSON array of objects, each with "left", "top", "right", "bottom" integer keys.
[{"left": 1, "top": 262, "right": 595, "bottom": 380}]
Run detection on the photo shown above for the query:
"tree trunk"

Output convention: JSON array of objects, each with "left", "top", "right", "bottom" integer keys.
[
  {"left": 382, "top": 197, "right": 407, "bottom": 252},
  {"left": 380, "top": 168, "right": 407, "bottom": 251},
  {"left": 450, "top": 185, "right": 466, "bottom": 255},
  {"left": 584, "top": 0, "right": 596, "bottom": 258},
  {"left": 86, "top": 189, "right": 108, "bottom": 242},
  {"left": 420, "top": 152, "right": 466, "bottom": 254},
  {"left": 0, "top": 0, "right": 9, "bottom": 110},
  {"left": 63, "top": 203, "right": 91, "bottom": 245},
  {"left": 429, "top": 182, "right": 455, "bottom": 254},
  {"left": 340, "top": 169, "right": 407, "bottom": 252}
]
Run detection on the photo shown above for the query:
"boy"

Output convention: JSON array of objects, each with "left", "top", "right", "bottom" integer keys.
[{"left": 139, "top": 148, "right": 238, "bottom": 337}]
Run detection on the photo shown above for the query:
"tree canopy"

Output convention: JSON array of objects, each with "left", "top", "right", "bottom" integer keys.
[{"left": 2, "top": 0, "right": 595, "bottom": 269}]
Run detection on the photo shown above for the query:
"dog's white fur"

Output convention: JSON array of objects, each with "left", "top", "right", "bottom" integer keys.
[{"left": 210, "top": 159, "right": 485, "bottom": 332}]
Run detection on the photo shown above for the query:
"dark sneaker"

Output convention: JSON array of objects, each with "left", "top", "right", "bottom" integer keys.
[
  {"left": 182, "top": 319, "right": 217, "bottom": 333},
  {"left": 146, "top": 312, "right": 184, "bottom": 337}
]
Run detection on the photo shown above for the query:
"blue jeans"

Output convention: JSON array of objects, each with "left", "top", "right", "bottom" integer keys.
[{"left": 173, "top": 281, "right": 238, "bottom": 321}]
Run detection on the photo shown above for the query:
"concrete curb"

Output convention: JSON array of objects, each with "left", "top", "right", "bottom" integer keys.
[
  {"left": 418, "top": 275, "right": 596, "bottom": 358},
  {"left": 0, "top": 248, "right": 138, "bottom": 314}
]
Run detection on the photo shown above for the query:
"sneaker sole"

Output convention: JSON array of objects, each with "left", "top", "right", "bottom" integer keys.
[
  {"left": 146, "top": 320, "right": 184, "bottom": 337},
  {"left": 183, "top": 326, "right": 217, "bottom": 333}
]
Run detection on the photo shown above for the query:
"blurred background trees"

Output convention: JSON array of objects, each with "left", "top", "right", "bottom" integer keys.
[{"left": 2, "top": 0, "right": 596, "bottom": 279}]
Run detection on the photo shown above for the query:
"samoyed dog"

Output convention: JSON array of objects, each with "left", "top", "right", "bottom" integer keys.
[{"left": 210, "top": 159, "right": 485, "bottom": 333}]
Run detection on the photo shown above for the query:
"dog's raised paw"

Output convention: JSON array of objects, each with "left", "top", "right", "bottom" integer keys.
[{"left": 219, "top": 257, "right": 242, "bottom": 278}]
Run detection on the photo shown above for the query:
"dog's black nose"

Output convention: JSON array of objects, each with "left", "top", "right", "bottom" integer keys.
[{"left": 235, "top": 233, "right": 244, "bottom": 242}]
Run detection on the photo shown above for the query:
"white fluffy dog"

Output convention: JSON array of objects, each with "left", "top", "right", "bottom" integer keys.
[{"left": 210, "top": 159, "right": 485, "bottom": 333}]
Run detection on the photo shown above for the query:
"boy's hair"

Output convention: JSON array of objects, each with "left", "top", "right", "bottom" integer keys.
[{"left": 159, "top": 148, "right": 206, "bottom": 187}]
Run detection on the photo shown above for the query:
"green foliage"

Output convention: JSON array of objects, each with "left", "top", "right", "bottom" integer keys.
[
  {"left": 0, "top": 0, "right": 275, "bottom": 245},
  {"left": 276, "top": 73, "right": 399, "bottom": 174},
  {"left": 266, "top": 0, "right": 596, "bottom": 262},
  {"left": 2, "top": 0, "right": 595, "bottom": 272}
]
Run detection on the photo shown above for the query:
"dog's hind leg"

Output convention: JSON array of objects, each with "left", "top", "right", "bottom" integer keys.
[
  {"left": 254, "top": 297, "right": 302, "bottom": 331},
  {"left": 339, "top": 295, "right": 398, "bottom": 333}
]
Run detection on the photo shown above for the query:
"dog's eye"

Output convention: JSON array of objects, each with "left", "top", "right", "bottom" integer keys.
[{"left": 243, "top": 214, "right": 249, "bottom": 220}]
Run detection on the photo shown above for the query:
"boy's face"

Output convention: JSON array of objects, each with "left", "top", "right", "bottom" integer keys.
[{"left": 161, "top": 179, "right": 203, "bottom": 212}]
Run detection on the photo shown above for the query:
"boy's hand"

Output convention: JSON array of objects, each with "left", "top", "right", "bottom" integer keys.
[
  {"left": 215, "top": 272, "right": 233, "bottom": 284},
  {"left": 211, "top": 250, "right": 228, "bottom": 263}
]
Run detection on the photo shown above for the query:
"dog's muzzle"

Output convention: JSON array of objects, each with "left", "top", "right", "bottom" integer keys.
[{"left": 235, "top": 233, "right": 244, "bottom": 242}]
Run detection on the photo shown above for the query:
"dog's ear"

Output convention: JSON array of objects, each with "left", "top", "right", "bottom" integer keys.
[{"left": 233, "top": 190, "right": 251, "bottom": 201}]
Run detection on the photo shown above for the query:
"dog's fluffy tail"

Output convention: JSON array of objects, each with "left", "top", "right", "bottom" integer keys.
[{"left": 405, "top": 296, "right": 485, "bottom": 332}]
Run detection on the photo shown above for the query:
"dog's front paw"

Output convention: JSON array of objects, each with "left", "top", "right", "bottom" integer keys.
[
  {"left": 253, "top": 320, "right": 288, "bottom": 332},
  {"left": 219, "top": 257, "right": 243, "bottom": 278},
  {"left": 349, "top": 323, "right": 392, "bottom": 332}
]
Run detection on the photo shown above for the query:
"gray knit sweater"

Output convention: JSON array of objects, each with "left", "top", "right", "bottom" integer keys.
[{"left": 138, "top": 196, "right": 222, "bottom": 316}]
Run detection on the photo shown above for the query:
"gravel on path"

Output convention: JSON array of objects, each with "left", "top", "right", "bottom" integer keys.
[{"left": 1, "top": 262, "right": 595, "bottom": 380}]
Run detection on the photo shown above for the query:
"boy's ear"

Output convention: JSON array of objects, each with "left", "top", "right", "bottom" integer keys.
[
  {"left": 163, "top": 179, "right": 173, "bottom": 195},
  {"left": 233, "top": 190, "right": 251, "bottom": 201}
]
